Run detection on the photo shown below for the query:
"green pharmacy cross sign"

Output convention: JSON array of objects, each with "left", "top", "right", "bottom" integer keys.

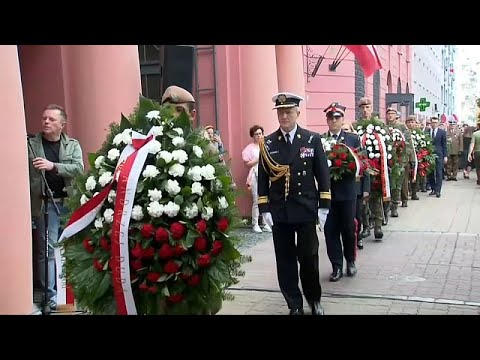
[{"left": 415, "top": 98, "right": 430, "bottom": 112}]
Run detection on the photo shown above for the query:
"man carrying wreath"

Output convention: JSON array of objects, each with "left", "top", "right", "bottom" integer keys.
[{"left": 321, "top": 102, "right": 361, "bottom": 282}]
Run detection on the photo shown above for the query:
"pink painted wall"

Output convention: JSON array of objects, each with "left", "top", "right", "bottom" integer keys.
[
  {"left": 0, "top": 45, "right": 33, "bottom": 314},
  {"left": 195, "top": 45, "right": 217, "bottom": 130},
  {"left": 18, "top": 45, "right": 67, "bottom": 136},
  {"left": 303, "top": 45, "right": 356, "bottom": 134},
  {"left": 61, "top": 45, "right": 142, "bottom": 168}
]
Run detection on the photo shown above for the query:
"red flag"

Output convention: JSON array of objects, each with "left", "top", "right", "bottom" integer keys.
[{"left": 344, "top": 45, "right": 382, "bottom": 77}]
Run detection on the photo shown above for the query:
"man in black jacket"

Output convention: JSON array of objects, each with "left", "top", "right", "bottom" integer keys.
[
  {"left": 257, "top": 92, "right": 331, "bottom": 315},
  {"left": 321, "top": 103, "right": 361, "bottom": 282}
]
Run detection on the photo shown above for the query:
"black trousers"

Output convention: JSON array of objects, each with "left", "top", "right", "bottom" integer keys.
[
  {"left": 324, "top": 200, "right": 356, "bottom": 270},
  {"left": 272, "top": 221, "right": 320, "bottom": 310},
  {"left": 428, "top": 156, "right": 444, "bottom": 194},
  {"left": 355, "top": 196, "right": 362, "bottom": 237}
]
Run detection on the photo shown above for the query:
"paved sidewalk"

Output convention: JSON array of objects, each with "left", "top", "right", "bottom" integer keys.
[{"left": 220, "top": 174, "right": 480, "bottom": 315}]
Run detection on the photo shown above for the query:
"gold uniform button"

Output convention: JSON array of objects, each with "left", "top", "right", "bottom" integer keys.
[
  {"left": 303, "top": 162, "right": 307, "bottom": 165},
  {"left": 298, "top": 172, "right": 301, "bottom": 176},
  {"left": 298, "top": 183, "right": 301, "bottom": 186},
  {"left": 298, "top": 192, "right": 302, "bottom": 195}
]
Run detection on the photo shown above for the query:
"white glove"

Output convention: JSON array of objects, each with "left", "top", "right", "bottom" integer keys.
[
  {"left": 318, "top": 208, "right": 329, "bottom": 231},
  {"left": 263, "top": 212, "right": 274, "bottom": 228}
]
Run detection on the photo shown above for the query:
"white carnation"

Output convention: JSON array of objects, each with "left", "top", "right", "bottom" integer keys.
[
  {"left": 146, "top": 110, "right": 160, "bottom": 120},
  {"left": 421, "top": 135, "right": 425, "bottom": 139},
  {"left": 387, "top": 154, "right": 393, "bottom": 160},
  {"left": 173, "top": 128, "right": 184, "bottom": 136},
  {"left": 142, "top": 165, "right": 160, "bottom": 179},
  {"left": 367, "top": 124, "right": 374, "bottom": 129},
  {"left": 191, "top": 182, "right": 204, "bottom": 196},
  {"left": 369, "top": 153, "right": 375, "bottom": 159},
  {"left": 150, "top": 125, "right": 163, "bottom": 136},
  {"left": 148, "top": 140, "right": 162, "bottom": 155},
  {"left": 357, "top": 126, "right": 362, "bottom": 130},
  {"left": 218, "top": 196, "right": 229, "bottom": 209},
  {"left": 163, "top": 201, "right": 181, "bottom": 218},
  {"left": 357, "top": 130, "right": 364, "bottom": 135},
  {"left": 172, "top": 136, "right": 185, "bottom": 148},
  {"left": 168, "top": 163, "right": 185, "bottom": 177},
  {"left": 374, "top": 153, "right": 380, "bottom": 158},
  {"left": 112, "top": 129, "right": 132, "bottom": 146},
  {"left": 147, "top": 201, "right": 164, "bottom": 218},
  {"left": 103, "top": 208, "right": 114, "bottom": 224},
  {"left": 193, "top": 145, "right": 203, "bottom": 158},
  {"left": 108, "top": 190, "right": 116, "bottom": 203},
  {"left": 172, "top": 149, "right": 188, "bottom": 164},
  {"left": 387, "top": 145, "right": 393, "bottom": 151},
  {"left": 131, "top": 205, "right": 144, "bottom": 221},
  {"left": 188, "top": 166, "right": 203, "bottom": 182},
  {"left": 375, "top": 126, "right": 381, "bottom": 131},
  {"left": 201, "top": 164, "right": 216, "bottom": 180},
  {"left": 427, "top": 141, "right": 431, "bottom": 145},
  {"left": 148, "top": 188, "right": 162, "bottom": 202},
  {"left": 366, "top": 140, "right": 372, "bottom": 145},
  {"left": 94, "top": 217, "right": 103, "bottom": 229},
  {"left": 94, "top": 156, "right": 105, "bottom": 169},
  {"left": 367, "top": 128, "right": 373, "bottom": 134},
  {"left": 98, "top": 171, "right": 113, "bottom": 187},
  {"left": 367, "top": 146, "right": 373, "bottom": 152},
  {"left": 380, "top": 129, "right": 386, "bottom": 135},
  {"left": 385, "top": 135, "right": 391, "bottom": 141},
  {"left": 185, "top": 203, "right": 199, "bottom": 219},
  {"left": 374, "top": 145, "right": 380, "bottom": 151},
  {"left": 158, "top": 150, "right": 173, "bottom": 164},
  {"left": 202, "top": 206, "right": 214, "bottom": 221},
  {"left": 165, "top": 179, "right": 181, "bottom": 196},
  {"left": 107, "top": 148, "right": 120, "bottom": 161},
  {"left": 327, "top": 159, "right": 332, "bottom": 167},
  {"left": 85, "top": 176, "right": 96, "bottom": 191},
  {"left": 80, "top": 194, "right": 89, "bottom": 205}
]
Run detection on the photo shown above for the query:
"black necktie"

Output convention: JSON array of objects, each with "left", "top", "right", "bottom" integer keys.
[
  {"left": 285, "top": 133, "right": 291, "bottom": 145},
  {"left": 333, "top": 134, "right": 338, "bottom": 140}
]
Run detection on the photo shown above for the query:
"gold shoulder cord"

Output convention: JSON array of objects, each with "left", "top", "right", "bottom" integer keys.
[{"left": 259, "top": 138, "right": 290, "bottom": 200}]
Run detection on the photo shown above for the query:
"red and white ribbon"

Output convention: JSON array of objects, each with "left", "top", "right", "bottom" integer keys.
[
  {"left": 374, "top": 133, "right": 391, "bottom": 201},
  {"left": 56, "top": 129, "right": 155, "bottom": 314},
  {"left": 411, "top": 139, "right": 418, "bottom": 182},
  {"left": 343, "top": 144, "right": 361, "bottom": 179}
]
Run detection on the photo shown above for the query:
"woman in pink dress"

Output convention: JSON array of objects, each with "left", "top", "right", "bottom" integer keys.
[{"left": 242, "top": 125, "right": 272, "bottom": 233}]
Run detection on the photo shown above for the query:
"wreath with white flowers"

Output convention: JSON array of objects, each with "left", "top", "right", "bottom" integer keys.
[
  {"left": 411, "top": 129, "right": 436, "bottom": 176},
  {"left": 60, "top": 95, "right": 250, "bottom": 315}
]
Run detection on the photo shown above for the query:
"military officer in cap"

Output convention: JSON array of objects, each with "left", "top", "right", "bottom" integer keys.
[
  {"left": 161, "top": 85, "right": 219, "bottom": 157},
  {"left": 257, "top": 92, "right": 331, "bottom": 315},
  {"left": 446, "top": 120, "right": 463, "bottom": 181},
  {"left": 321, "top": 103, "right": 361, "bottom": 281},
  {"left": 405, "top": 115, "right": 420, "bottom": 201}
]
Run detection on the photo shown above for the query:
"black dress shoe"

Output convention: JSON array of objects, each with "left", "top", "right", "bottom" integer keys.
[
  {"left": 309, "top": 301, "right": 325, "bottom": 315},
  {"left": 361, "top": 228, "right": 371, "bottom": 238},
  {"left": 436, "top": 193, "right": 441, "bottom": 198},
  {"left": 357, "top": 238, "right": 364, "bottom": 249},
  {"left": 429, "top": 190, "right": 436, "bottom": 196},
  {"left": 347, "top": 261, "right": 357, "bottom": 276},
  {"left": 329, "top": 268, "right": 343, "bottom": 282},
  {"left": 289, "top": 308, "right": 304, "bottom": 315}
]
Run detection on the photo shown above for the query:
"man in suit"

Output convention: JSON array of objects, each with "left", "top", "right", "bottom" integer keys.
[
  {"left": 257, "top": 92, "right": 331, "bottom": 315},
  {"left": 428, "top": 116, "right": 448, "bottom": 197},
  {"left": 322, "top": 103, "right": 361, "bottom": 281}
]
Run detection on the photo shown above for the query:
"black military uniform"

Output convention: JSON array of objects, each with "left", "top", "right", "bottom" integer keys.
[
  {"left": 258, "top": 92, "right": 331, "bottom": 315},
  {"left": 321, "top": 103, "right": 361, "bottom": 282}
]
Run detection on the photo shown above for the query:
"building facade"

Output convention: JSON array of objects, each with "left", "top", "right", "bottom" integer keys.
[
  {"left": 455, "top": 46, "right": 480, "bottom": 125},
  {"left": 0, "top": 44, "right": 411, "bottom": 314},
  {"left": 412, "top": 45, "right": 444, "bottom": 122},
  {"left": 442, "top": 45, "right": 457, "bottom": 117}
]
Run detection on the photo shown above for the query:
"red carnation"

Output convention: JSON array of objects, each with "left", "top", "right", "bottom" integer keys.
[
  {"left": 164, "top": 260, "right": 180, "bottom": 274},
  {"left": 196, "top": 219, "right": 208, "bottom": 233},
  {"left": 82, "top": 238, "right": 94, "bottom": 253},
  {"left": 330, "top": 152, "right": 337, "bottom": 158},
  {"left": 339, "top": 152, "right": 348, "bottom": 160},
  {"left": 333, "top": 144, "right": 341, "bottom": 150},
  {"left": 158, "top": 243, "right": 175, "bottom": 259},
  {"left": 194, "top": 237, "right": 208, "bottom": 252},
  {"left": 179, "top": 272, "right": 190, "bottom": 280},
  {"left": 216, "top": 217, "right": 229, "bottom": 233},
  {"left": 130, "top": 259, "right": 143, "bottom": 271},
  {"left": 348, "top": 162, "right": 356, "bottom": 171},
  {"left": 155, "top": 227, "right": 169, "bottom": 243},
  {"left": 141, "top": 224, "right": 155, "bottom": 239},
  {"left": 131, "top": 243, "right": 143, "bottom": 258},
  {"left": 167, "top": 293, "right": 184, "bottom": 304},
  {"left": 146, "top": 272, "right": 161, "bottom": 283},
  {"left": 212, "top": 240, "right": 223, "bottom": 256},
  {"left": 334, "top": 159, "right": 343, "bottom": 167},
  {"left": 143, "top": 247, "right": 155, "bottom": 259},
  {"left": 170, "top": 222, "right": 186, "bottom": 240},
  {"left": 99, "top": 237, "right": 111, "bottom": 251},
  {"left": 197, "top": 254, "right": 211, "bottom": 268},
  {"left": 148, "top": 286, "right": 158, "bottom": 294},
  {"left": 139, "top": 283, "right": 149, "bottom": 292},
  {"left": 187, "top": 274, "right": 201, "bottom": 287},
  {"left": 93, "top": 258, "right": 103, "bottom": 272},
  {"left": 174, "top": 244, "right": 187, "bottom": 256}
]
